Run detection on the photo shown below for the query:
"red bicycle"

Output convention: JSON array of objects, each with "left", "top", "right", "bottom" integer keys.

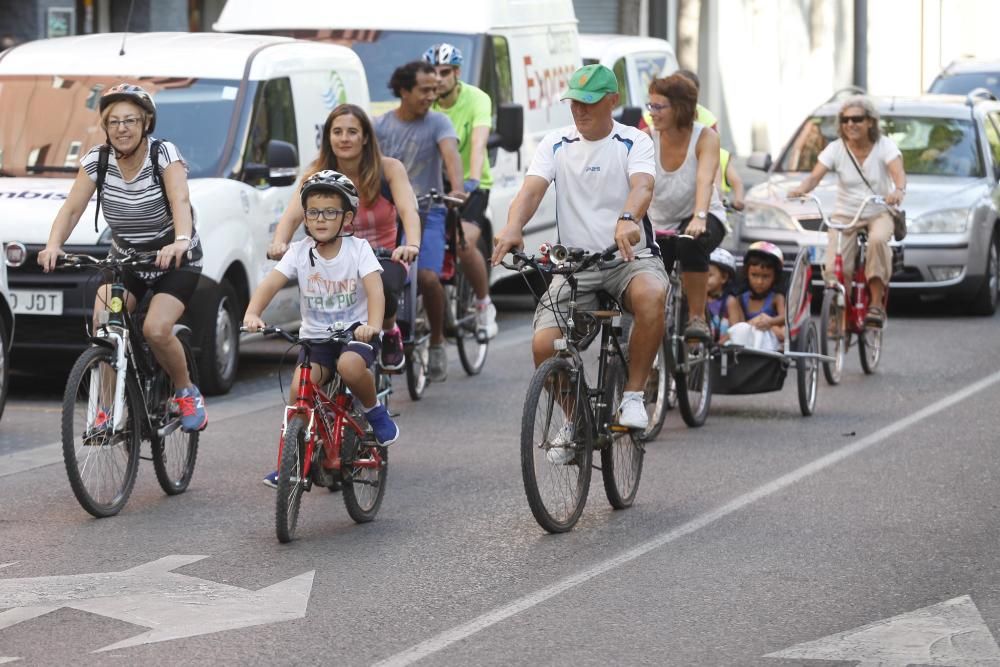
[
  {"left": 798, "top": 194, "right": 893, "bottom": 383},
  {"left": 254, "top": 326, "right": 389, "bottom": 543}
]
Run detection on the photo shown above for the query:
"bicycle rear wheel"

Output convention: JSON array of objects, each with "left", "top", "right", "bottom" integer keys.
[
  {"left": 820, "top": 290, "right": 846, "bottom": 385},
  {"left": 151, "top": 338, "right": 200, "bottom": 495},
  {"left": 795, "top": 321, "right": 819, "bottom": 416},
  {"left": 405, "top": 297, "right": 430, "bottom": 400},
  {"left": 601, "top": 357, "right": 644, "bottom": 509},
  {"left": 521, "top": 357, "right": 592, "bottom": 533},
  {"left": 341, "top": 412, "right": 388, "bottom": 523},
  {"left": 276, "top": 415, "right": 308, "bottom": 543},
  {"left": 62, "top": 346, "right": 141, "bottom": 518},
  {"left": 858, "top": 325, "right": 883, "bottom": 374},
  {"left": 453, "top": 271, "right": 488, "bottom": 375},
  {"left": 675, "top": 340, "right": 712, "bottom": 427}
]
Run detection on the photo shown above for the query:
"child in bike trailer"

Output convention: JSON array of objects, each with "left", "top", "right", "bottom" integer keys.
[
  {"left": 706, "top": 248, "right": 737, "bottom": 343},
  {"left": 725, "top": 242, "right": 786, "bottom": 352},
  {"left": 241, "top": 171, "right": 399, "bottom": 488}
]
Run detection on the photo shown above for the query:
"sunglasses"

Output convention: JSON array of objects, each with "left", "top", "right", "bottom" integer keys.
[
  {"left": 645, "top": 102, "right": 671, "bottom": 112},
  {"left": 840, "top": 115, "right": 868, "bottom": 125}
]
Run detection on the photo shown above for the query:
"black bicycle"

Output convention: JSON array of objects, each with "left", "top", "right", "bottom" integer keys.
[
  {"left": 502, "top": 244, "right": 644, "bottom": 533},
  {"left": 58, "top": 252, "right": 199, "bottom": 518}
]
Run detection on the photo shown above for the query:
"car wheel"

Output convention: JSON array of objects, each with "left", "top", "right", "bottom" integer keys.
[
  {"left": 968, "top": 228, "right": 999, "bottom": 316},
  {"left": 197, "top": 281, "right": 240, "bottom": 395},
  {"left": 0, "top": 317, "right": 8, "bottom": 422}
]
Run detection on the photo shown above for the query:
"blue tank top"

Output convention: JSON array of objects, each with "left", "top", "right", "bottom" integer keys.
[{"left": 739, "top": 290, "right": 778, "bottom": 319}]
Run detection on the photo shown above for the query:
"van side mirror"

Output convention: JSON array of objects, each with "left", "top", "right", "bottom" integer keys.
[
  {"left": 616, "top": 106, "right": 643, "bottom": 128},
  {"left": 244, "top": 139, "right": 299, "bottom": 187},
  {"left": 488, "top": 103, "right": 524, "bottom": 153},
  {"left": 747, "top": 151, "right": 772, "bottom": 171}
]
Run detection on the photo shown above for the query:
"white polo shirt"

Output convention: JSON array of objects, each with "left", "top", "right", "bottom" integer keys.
[{"left": 527, "top": 121, "right": 657, "bottom": 257}]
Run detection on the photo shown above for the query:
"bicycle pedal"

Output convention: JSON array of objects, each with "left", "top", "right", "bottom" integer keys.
[
  {"left": 139, "top": 455, "right": 154, "bottom": 461},
  {"left": 608, "top": 424, "right": 631, "bottom": 433}
]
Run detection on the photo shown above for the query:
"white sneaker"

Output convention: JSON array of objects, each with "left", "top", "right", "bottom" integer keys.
[
  {"left": 428, "top": 344, "right": 447, "bottom": 382},
  {"left": 617, "top": 391, "right": 648, "bottom": 430},
  {"left": 545, "top": 423, "right": 576, "bottom": 465},
  {"left": 476, "top": 302, "right": 499, "bottom": 339}
]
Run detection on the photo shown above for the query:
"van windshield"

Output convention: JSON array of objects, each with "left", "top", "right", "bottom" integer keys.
[
  {"left": 248, "top": 30, "right": 477, "bottom": 111},
  {"left": 0, "top": 76, "right": 240, "bottom": 178}
]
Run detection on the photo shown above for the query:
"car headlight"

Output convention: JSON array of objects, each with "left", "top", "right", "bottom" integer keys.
[
  {"left": 742, "top": 203, "right": 798, "bottom": 230},
  {"left": 908, "top": 208, "right": 970, "bottom": 234}
]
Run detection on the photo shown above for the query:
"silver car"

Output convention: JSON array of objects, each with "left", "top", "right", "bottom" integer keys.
[{"left": 738, "top": 90, "right": 1000, "bottom": 315}]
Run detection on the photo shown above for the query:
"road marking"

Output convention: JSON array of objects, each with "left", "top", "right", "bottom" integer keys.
[
  {"left": 0, "top": 555, "right": 314, "bottom": 658},
  {"left": 0, "top": 564, "right": 16, "bottom": 571},
  {"left": 765, "top": 595, "right": 1000, "bottom": 666},
  {"left": 0, "top": 389, "right": 284, "bottom": 479},
  {"left": 373, "top": 368, "right": 1000, "bottom": 667}
]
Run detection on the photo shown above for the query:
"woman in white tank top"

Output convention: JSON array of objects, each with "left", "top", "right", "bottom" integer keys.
[{"left": 645, "top": 73, "right": 728, "bottom": 342}]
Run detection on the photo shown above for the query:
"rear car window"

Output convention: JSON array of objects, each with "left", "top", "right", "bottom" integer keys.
[{"left": 929, "top": 72, "right": 1000, "bottom": 99}]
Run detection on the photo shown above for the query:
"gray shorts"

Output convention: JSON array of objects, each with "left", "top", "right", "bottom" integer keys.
[{"left": 532, "top": 257, "right": 669, "bottom": 331}]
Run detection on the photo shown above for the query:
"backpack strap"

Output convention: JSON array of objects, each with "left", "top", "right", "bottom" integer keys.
[
  {"left": 149, "top": 139, "right": 173, "bottom": 220},
  {"left": 94, "top": 144, "right": 110, "bottom": 233}
]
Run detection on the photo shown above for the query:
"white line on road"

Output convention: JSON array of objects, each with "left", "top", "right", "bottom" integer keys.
[{"left": 372, "top": 368, "right": 1000, "bottom": 667}]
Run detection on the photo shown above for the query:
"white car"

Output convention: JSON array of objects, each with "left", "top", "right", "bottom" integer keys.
[{"left": 741, "top": 90, "right": 1000, "bottom": 315}]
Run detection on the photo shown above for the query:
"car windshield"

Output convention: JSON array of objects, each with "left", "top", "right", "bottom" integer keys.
[
  {"left": 0, "top": 76, "right": 240, "bottom": 179},
  {"left": 775, "top": 114, "right": 983, "bottom": 178},
  {"left": 929, "top": 71, "right": 1000, "bottom": 98}
]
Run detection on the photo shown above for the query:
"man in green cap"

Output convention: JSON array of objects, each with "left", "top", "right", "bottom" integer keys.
[{"left": 491, "top": 63, "right": 668, "bottom": 441}]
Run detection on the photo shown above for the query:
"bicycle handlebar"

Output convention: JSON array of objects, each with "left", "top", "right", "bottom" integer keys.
[
  {"left": 58, "top": 251, "right": 160, "bottom": 271},
  {"left": 416, "top": 189, "right": 466, "bottom": 208},
  {"left": 239, "top": 325, "right": 356, "bottom": 346},
  {"left": 787, "top": 193, "right": 891, "bottom": 232},
  {"left": 500, "top": 243, "right": 619, "bottom": 274}
]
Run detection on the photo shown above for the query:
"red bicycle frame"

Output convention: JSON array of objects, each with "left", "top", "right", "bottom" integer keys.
[
  {"left": 275, "top": 360, "right": 382, "bottom": 484},
  {"left": 831, "top": 234, "right": 885, "bottom": 336}
]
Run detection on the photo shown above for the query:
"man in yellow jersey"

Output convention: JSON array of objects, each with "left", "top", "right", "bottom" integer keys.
[{"left": 424, "top": 43, "right": 498, "bottom": 338}]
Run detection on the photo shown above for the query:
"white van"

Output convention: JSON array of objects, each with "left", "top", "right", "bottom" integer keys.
[
  {"left": 579, "top": 34, "right": 678, "bottom": 117},
  {"left": 214, "top": 0, "right": 583, "bottom": 283},
  {"left": 0, "top": 32, "right": 369, "bottom": 393}
]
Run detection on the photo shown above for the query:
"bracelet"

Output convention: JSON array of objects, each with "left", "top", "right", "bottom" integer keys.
[
  {"left": 406, "top": 244, "right": 421, "bottom": 250},
  {"left": 175, "top": 234, "right": 191, "bottom": 243}
]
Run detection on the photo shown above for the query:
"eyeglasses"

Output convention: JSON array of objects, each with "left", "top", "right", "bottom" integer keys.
[
  {"left": 107, "top": 117, "right": 142, "bottom": 130},
  {"left": 645, "top": 102, "right": 671, "bottom": 112},
  {"left": 436, "top": 68, "right": 454, "bottom": 77},
  {"left": 840, "top": 115, "right": 868, "bottom": 125},
  {"left": 304, "top": 208, "right": 346, "bottom": 221}
]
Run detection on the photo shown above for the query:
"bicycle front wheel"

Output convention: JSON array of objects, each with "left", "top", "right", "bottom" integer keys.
[
  {"left": 601, "top": 357, "right": 644, "bottom": 509},
  {"left": 639, "top": 339, "right": 669, "bottom": 441},
  {"left": 820, "top": 290, "right": 846, "bottom": 385},
  {"left": 405, "top": 297, "right": 430, "bottom": 400},
  {"left": 62, "top": 346, "right": 141, "bottom": 518},
  {"left": 858, "top": 324, "right": 883, "bottom": 374},
  {"left": 520, "top": 357, "right": 592, "bottom": 533},
  {"left": 151, "top": 337, "right": 200, "bottom": 495},
  {"left": 675, "top": 341, "right": 712, "bottom": 427},
  {"left": 453, "top": 272, "right": 488, "bottom": 375},
  {"left": 341, "top": 413, "right": 388, "bottom": 523},
  {"left": 276, "top": 415, "right": 308, "bottom": 543}
]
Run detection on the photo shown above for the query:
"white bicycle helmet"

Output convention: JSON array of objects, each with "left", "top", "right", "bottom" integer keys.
[
  {"left": 299, "top": 170, "right": 360, "bottom": 213},
  {"left": 709, "top": 248, "right": 737, "bottom": 276},
  {"left": 422, "top": 43, "right": 464, "bottom": 67},
  {"left": 100, "top": 83, "right": 157, "bottom": 132},
  {"left": 743, "top": 241, "right": 785, "bottom": 272}
]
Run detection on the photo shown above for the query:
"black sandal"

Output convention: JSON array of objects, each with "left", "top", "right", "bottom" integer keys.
[{"left": 864, "top": 306, "right": 886, "bottom": 328}]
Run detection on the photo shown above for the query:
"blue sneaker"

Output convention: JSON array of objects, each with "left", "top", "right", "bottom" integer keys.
[
  {"left": 365, "top": 404, "right": 399, "bottom": 446},
  {"left": 173, "top": 385, "right": 208, "bottom": 433},
  {"left": 262, "top": 471, "right": 278, "bottom": 489}
]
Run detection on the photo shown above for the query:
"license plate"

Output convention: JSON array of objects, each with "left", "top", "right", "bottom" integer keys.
[{"left": 10, "top": 290, "right": 63, "bottom": 315}]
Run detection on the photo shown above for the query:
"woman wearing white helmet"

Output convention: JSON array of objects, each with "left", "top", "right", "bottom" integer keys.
[
  {"left": 38, "top": 82, "right": 208, "bottom": 432},
  {"left": 725, "top": 242, "right": 786, "bottom": 351}
]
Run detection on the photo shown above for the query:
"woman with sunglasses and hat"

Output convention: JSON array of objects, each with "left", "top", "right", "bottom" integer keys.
[
  {"left": 789, "top": 95, "right": 906, "bottom": 328},
  {"left": 38, "top": 83, "right": 207, "bottom": 432}
]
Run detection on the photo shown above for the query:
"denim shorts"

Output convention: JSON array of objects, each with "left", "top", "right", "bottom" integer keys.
[
  {"left": 297, "top": 338, "right": 379, "bottom": 370},
  {"left": 417, "top": 206, "right": 447, "bottom": 274}
]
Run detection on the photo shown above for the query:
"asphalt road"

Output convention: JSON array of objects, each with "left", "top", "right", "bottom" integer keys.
[{"left": 1, "top": 301, "right": 999, "bottom": 666}]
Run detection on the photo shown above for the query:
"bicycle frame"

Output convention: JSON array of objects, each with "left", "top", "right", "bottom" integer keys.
[{"left": 655, "top": 232, "right": 712, "bottom": 375}]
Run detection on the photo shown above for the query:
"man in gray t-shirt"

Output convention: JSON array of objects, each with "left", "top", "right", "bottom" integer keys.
[{"left": 374, "top": 60, "right": 466, "bottom": 382}]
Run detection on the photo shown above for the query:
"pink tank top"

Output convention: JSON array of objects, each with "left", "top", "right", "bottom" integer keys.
[{"left": 350, "top": 193, "right": 397, "bottom": 250}]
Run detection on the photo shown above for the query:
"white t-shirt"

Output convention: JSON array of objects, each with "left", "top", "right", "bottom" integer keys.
[
  {"left": 527, "top": 121, "right": 657, "bottom": 257},
  {"left": 818, "top": 136, "right": 902, "bottom": 219},
  {"left": 275, "top": 236, "right": 382, "bottom": 339}
]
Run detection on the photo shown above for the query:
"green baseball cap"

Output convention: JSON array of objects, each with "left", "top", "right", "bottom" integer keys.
[{"left": 560, "top": 64, "right": 618, "bottom": 104}]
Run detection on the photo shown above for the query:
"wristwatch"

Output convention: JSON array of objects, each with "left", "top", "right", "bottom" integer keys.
[
  {"left": 618, "top": 212, "right": 635, "bottom": 222},
  {"left": 695, "top": 211, "right": 707, "bottom": 220}
]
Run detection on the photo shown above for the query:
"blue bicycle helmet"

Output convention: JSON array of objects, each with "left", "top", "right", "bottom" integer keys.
[{"left": 422, "top": 43, "right": 464, "bottom": 67}]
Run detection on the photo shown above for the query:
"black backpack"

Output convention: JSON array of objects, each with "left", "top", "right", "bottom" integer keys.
[{"left": 93, "top": 139, "right": 173, "bottom": 233}]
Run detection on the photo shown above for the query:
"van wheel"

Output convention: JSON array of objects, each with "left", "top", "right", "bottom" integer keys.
[
  {"left": 0, "top": 320, "right": 9, "bottom": 422},
  {"left": 198, "top": 281, "right": 240, "bottom": 395},
  {"left": 968, "top": 228, "right": 999, "bottom": 316}
]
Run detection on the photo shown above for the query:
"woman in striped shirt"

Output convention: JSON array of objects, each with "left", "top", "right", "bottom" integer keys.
[{"left": 38, "top": 83, "right": 208, "bottom": 432}]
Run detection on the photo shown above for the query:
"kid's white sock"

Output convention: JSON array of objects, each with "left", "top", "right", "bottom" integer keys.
[
  {"left": 476, "top": 296, "right": 492, "bottom": 308},
  {"left": 622, "top": 390, "right": 643, "bottom": 401}
]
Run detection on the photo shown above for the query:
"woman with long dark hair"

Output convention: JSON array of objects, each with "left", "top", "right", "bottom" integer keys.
[{"left": 269, "top": 103, "right": 421, "bottom": 367}]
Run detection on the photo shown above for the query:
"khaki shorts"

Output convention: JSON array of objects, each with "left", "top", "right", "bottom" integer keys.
[{"left": 532, "top": 257, "right": 669, "bottom": 331}]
